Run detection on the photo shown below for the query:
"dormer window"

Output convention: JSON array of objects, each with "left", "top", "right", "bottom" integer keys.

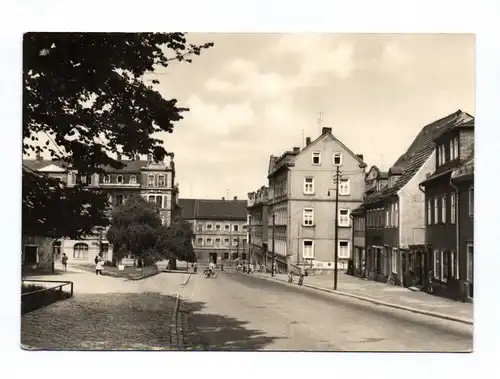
[
  {"left": 437, "top": 144, "right": 446, "bottom": 166},
  {"left": 312, "top": 152, "right": 321, "bottom": 165},
  {"left": 103, "top": 175, "right": 110, "bottom": 184},
  {"left": 147, "top": 174, "right": 155, "bottom": 187},
  {"left": 450, "top": 136, "right": 459, "bottom": 161},
  {"left": 333, "top": 153, "right": 343, "bottom": 166},
  {"left": 117, "top": 175, "right": 123, "bottom": 184},
  {"left": 129, "top": 175, "right": 137, "bottom": 184}
]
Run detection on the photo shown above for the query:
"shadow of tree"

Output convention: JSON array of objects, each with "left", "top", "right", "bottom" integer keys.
[{"left": 179, "top": 300, "right": 281, "bottom": 351}]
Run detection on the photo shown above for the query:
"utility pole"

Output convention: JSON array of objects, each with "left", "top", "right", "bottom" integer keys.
[
  {"left": 271, "top": 212, "right": 276, "bottom": 277},
  {"left": 334, "top": 165, "right": 340, "bottom": 290},
  {"left": 228, "top": 216, "right": 232, "bottom": 264},
  {"left": 248, "top": 215, "right": 252, "bottom": 265}
]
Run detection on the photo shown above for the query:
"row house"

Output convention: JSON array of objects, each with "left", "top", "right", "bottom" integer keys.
[
  {"left": 362, "top": 110, "right": 472, "bottom": 289},
  {"left": 247, "top": 186, "right": 269, "bottom": 267},
  {"left": 266, "top": 126, "right": 366, "bottom": 273},
  {"left": 22, "top": 152, "right": 178, "bottom": 268},
  {"left": 420, "top": 112, "right": 474, "bottom": 301},
  {"left": 179, "top": 197, "right": 248, "bottom": 263}
]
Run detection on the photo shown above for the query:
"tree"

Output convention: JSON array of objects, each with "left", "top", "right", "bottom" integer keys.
[
  {"left": 23, "top": 32, "right": 213, "bottom": 238},
  {"left": 155, "top": 218, "right": 196, "bottom": 269},
  {"left": 106, "top": 196, "right": 162, "bottom": 263}
]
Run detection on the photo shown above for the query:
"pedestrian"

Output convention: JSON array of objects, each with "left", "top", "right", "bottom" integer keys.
[
  {"left": 192, "top": 262, "right": 197, "bottom": 273},
  {"left": 61, "top": 253, "right": 68, "bottom": 272},
  {"left": 95, "top": 256, "right": 103, "bottom": 275}
]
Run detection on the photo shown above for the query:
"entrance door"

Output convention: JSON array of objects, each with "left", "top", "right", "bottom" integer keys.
[
  {"left": 209, "top": 252, "right": 217, "bottom": 264},
  {"left": 24, "top": 245, "right": 37, "bottom": 265}
]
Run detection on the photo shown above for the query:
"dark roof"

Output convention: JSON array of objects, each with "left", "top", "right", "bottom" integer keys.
[
  {"left": 351, "top": 205, "right": 365, "bottom": 215},
  {"left": 22, "top": 159, "right": 150, "bottom": 173},
  {"left": 451, "top": 153, "right": 474, "bottom": 181},
  {"left": 365, "top": 110, "right": 474, "bottom": 205},
  {"left": 178, "top": 198, "right": 248, "bottom": 221}
]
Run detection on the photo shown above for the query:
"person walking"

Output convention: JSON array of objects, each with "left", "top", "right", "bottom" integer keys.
[
  {"left": 61, "top": 253, "right": 68, "bottom": 272},
  {"left": 95, "top": 255, "right": 103, "bottom": 275}
]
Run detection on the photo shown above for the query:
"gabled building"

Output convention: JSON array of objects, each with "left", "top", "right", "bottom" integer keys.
[
  {"left": 419, "top": 112, "right": 474, "bottom": 301},
  {"left": 22, "top": 153, "right": 178, "bottom": 267},
  {"left": 247, "top": 186, "right": 269, "bottom": 268},
  {"left": 364, "top": 110, "right": 471, "bottom": 287},
  {"left": 266, "top": 126, "right": 367, "bottom": 273},
  {"left": 178, "top": 197, "right": 248, "bottom": 263}
]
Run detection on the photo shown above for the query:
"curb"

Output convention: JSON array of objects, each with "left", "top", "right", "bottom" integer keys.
[
  {"left": 253, "top": 273, "right": 473, "bottom": 326},
  {"left": 181, "top": 273, "right": 192, "bottom": 286},
  {"left": 126, "top": 270, "right": 159, "bottom": 281}
]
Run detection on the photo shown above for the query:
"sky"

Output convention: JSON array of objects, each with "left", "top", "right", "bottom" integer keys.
[{"left": 28, "top": 33, "right": 475, "bottom": 200}]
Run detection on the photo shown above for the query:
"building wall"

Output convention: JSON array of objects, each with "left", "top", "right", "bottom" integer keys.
[
  {"left": 22, "top": 236, "right": 54, "bottom": 273},
  {"left": 459, "top": 129, "right": 474, "bottom": 162},
  {"left": 457, "top": 180, "right": 474, "bottom": 282},
  {"left": 398, "top": 151, "right": 436, "bottom": 248},
  {"left": 62, "top": 236, "right": 114, "bottom": 264}
]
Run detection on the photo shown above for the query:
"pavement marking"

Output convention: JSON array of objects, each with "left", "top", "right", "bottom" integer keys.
[{"left": 250, "top": 273, "right": 473, "bottom": 326}]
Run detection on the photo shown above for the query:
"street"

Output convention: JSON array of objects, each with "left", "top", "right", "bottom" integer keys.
[{"left": 180, "top": 270, "right": 473, "bottom": 351}]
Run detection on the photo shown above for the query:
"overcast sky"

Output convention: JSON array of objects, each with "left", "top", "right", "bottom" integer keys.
[{"left": 28, "top": 33, "right": 475, "bottom": 200}]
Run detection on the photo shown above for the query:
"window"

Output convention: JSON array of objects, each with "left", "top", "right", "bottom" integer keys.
[
  {"left": 161, "top": 216, "right": 165, "bottom": 225},
  {"left": 391, "top": 248, "right": 398, "bottom": 273},
  {"left": 338, "top": 241, "right": 350, "bottom": 258},
  {"left": 224, "top": 224, "right": 230, "bottom": 231},
  {"left": 303, "top": 208, "right": 314, "bottom": 226},
  {"left": 442, "top": 251, "right": 449, "bottom": 283},
  {"left": 103, "top": 175, "right": 110, "bottom": 184},
  {"left": 304, "top": 177, "right": 314, "bottom": 194},
  {"left": 148, "top": 195, "right": 155, "bottom": 203},
  {"left": 437, "top": 144, "right": 446, "bottom": 166},
  {"left": 450, "top": 192, "right": 456, "bottom": 224},
  {"left": 467, "top": 244, "right": 473, "bottom": 282},
  {"left": 433, "top": 249, "right": 441, "bottom": 280},
  {"left": 312, "top": 152, "right": 321, "bottom": 165},
  {"left": 115, "top": 194, "right": 124, "bottom": 206},
  {"left": 450, "top": 251, "right": 459, "bottom": 279},
  {"left": 158, "top": 174, "right": 165, "bottom": 186},
  {"left": 196, "top": 238, "right": 203, "bottom": 246},
  {"left": 302, "top": 240, "right": 314, "bottom": 259},
  {"left": 233, "top": 238, "right": 239, "bottom": 246},
  {"left": 339, "top": 209, "right": 350, "bottom": 227},
  {"left": 224, "top": 238, "right": 229, "bottom": 245},
  {"left": 223, "top": 252, "right": 229, "bottom": 260},
  {"left": 73, "top": 243, "right": 88, "bottom": 259},
  {"left": 80, "top": 175, "right": 87, "bottom": 184},
  {"left": 206, "top": 238, "right": 213, "bottom": 246},
  {"left": 197, "top": 224, "right": 203, "bottom": 232},
  {"left": 117, "top": 175, "right": 123, "bottom": 183},
  {"left": 129, "top": 175, "right": 137, "bottom": 184},
  {"left": 101, "top": 243, "right": 109, "bottom": 260},
  {"left": 233, "top": 225, "right": 239, "bottom": 232},
  {"left": 427, "top": 199, "right": 432, "bottom": 225},
  {"left": 206, "top": 224, "right": 213, "bottom": 231},
  {"left": 242, "top": 238, "right": 247, "bottom": 245},
  {"left": 215, "top": 238, "right": 221, "bottom": 246},
  {"left": 156, "top": 196, "right": 163, "bottom": 208},
  {"left": 385, "top": 209, "right": 389, "bottom": 227},
  {"left": 215, "top": 224, "right": 221, "bottom": 231},
  {"left": 394, "top": 202, "right": 399, "bottom": 227},
  {"left": 339, "top": 179, "right": 350, "bottom": 196},
  {"left": 441, "top": 195, "right": 447, "bottom": 224},
  {"left": 242, "top": 225, "right": 248, "bottom": 231},
  {"left": 450, "top": 137, "right": 459, "bottom": 160},
  {"left": 469, "top": 186, "right": 474, "bottom": 217},
  {"left": 434, "top": 197, "right": 439, "bottom": 225},
  {"left": 147, "top": 174, "right": 155, "bottom": 186},
  {"left": 333, "top": 152, "right": 342, "bottom": 166}
]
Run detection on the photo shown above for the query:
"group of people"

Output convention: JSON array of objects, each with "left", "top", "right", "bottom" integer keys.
[{"left": 58, "top": 252, "right": 104, "bottom": 276}]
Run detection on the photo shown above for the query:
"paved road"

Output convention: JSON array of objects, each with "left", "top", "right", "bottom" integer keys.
[{"left": 179, "top": 271, "right": 473, "bottom": 352}]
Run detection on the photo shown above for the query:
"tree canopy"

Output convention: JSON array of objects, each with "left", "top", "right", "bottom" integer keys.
[
  {"left": 156, "top": 218, "right": 197, "bottom": 264},
  {"left": 23, "top": 32, "right": 213, "bottom": 239}
]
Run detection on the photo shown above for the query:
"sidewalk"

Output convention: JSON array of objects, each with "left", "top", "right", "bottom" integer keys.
[{"left": 253, "top": 271, "right": 473, "bottom": 324}]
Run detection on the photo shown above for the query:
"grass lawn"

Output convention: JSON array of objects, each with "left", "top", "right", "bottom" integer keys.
[{"left": 76, "top": 263, "right": 157, "bottom": 279}]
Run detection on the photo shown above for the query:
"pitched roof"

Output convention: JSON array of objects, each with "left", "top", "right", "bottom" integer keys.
[
  {"left": 365, "top": 110, "right": 473, "bottom": 205},
  {"left": 451, "top": 152, "right": 474, "bottom": 181},
  {"left": 22, "top": 158, "right": 150, "bottom": 173},
  {"left": 178, "top": 198, "right": 248, "bottom": 221}
]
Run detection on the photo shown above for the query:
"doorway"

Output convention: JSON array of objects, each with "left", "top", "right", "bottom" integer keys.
[
  {"left": 24, "top": 245, "right": 38, "bottom": 265},
  {"left": 209, "top": 252, "right": 217, "bottom": 263}
]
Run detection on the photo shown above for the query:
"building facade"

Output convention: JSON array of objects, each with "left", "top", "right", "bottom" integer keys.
[
  {"left": 266, "top": 127, "right": 366, "bottom": 273},
  {"left": 247, "top": 186, "right": 269, "bottom": 267},
  {"left": 364, "top": 110, "right": 471, "bottom": 289},
  {"left": 178, "top": 197, "right": 248, "bottom": 263},
  {"left": 22, "top": 153, "right": 177, "bottom": 266}
]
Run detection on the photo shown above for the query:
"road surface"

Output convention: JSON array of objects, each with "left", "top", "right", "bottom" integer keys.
[{"left": 179, "top": 270, "right": 473, "bottom": 351}]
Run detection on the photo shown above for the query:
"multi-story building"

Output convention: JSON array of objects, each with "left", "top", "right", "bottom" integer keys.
[
  {"left": 178, "top": 197, "right": 248, "bottom": 263},
  {"left": 266, "top": 126, "right": 367, "bottom": 273},
  {"left": 420, "top": 112, "right": 474, "bottom": 301},
  {"left": 247, "top": 186, "right": 269, "bottom": 267},
  {"left": 363, "top": 110, "right": 471, "bottom": 288},
  {"left": 22, "top": 153, "right": 177, "bottom": 267}
]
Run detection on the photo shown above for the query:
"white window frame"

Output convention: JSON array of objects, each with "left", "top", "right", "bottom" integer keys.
[
  {"left": 147, "top": 174, "right": 155, "bottom": 187},
  {"left": 394, "top": 202, "right": 399, "bottom": 227},
  {"left": 117, "top": 175, "right": 123, "bottom": 184},
  {"left": 223, "top": 238, "right": 229, "bottom": 245},
  {"left": 450, "top": 192, "right": 456, "bottom": 224},
  {"left": 441, "top": 195, "right": 447, "bottom": 224},
  {"left": 206, "top": 223, "right": 213, "bottom": 231},
  {"left": 333, "top": 152, "right": 343, "bottom": 166},
  {"left": 215, "top": 238, "right": 221, "bottom": 246},
  {"left": 453, "top": 137, "right": 459, "bottom": 160},
  {"left": 303, "top": 208, "right": 314, "bottom": 226},
  {"left": 433, "top": 197, "right": 439, "bottom": 225},
  {"left": 129, "top": 175, "right": 137, "bottom": 184},
  {"left": 449, "top": 139, "right": 455, "bottom": 160},
  {"left": 385, "top": 209, "right": 389, "bottom": 227},
  {"left": 312, "top": 151, "right": 321, "bottom": 165},
  {"left": 303, "top": 177, "right": 314, "bottom": 194},
  {"left": 104, "top": 174, "right": 110, "bottom": 184},
  {"left": 197, "top": 237, "right": 203, "bottom": 246},
  {"left": 338, "top": 240, "right": 350, "bottom": 259},
  {"left": 158, "top": 174, "right": 165, "bottom": 186},
  {"left": 233, "top": 224, "right": 239, "bottom": 232},
  {"left": 224, "top": 224, "right": 230, "bottom": 231},
  {"left": 161, "top": 216, "right": 165, "bottom": 225},
  {"left": 433, "top": 249, "right": 440, "bottom": 280},
  {"left": 338, "top": 209, "right": 350, "bottom": 227},
  {"left": 339, "top": 179, "right": 350, "bottom": 196},
  {"left": 233, "top": 238, "right": 239, "bottom": 246},
  {"left": 466, "top": 244, "right": 473, "bottom": 282},
  {"left": 441, "top": 251, "right": 448, "bottom": 283},
  {"left": 302, "top": 240, "right": 314, "bottom": 259},
  {"left": 206, "top": 237, "right": 213, "bottom": 246},
  {"left": 215, "top": 224, "right": 221, "bottom": 231},
  {"left": 391, "top": 248, "right": 398, "bottom": 273},
  {"left": 197, "top": 224, "right": 203, "bottom": 232}
]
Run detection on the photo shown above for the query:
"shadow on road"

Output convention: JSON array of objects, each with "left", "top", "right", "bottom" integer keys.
[{"left": 180, "top": 300, "right": 280, "bottom": 351}]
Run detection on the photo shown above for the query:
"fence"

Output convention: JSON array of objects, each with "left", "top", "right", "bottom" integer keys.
[{"left": 21, "top": 279, "right": 74, "bottom": 314}]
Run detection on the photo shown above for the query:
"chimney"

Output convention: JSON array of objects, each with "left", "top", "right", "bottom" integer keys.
[
  {"left": 322, "top": 127, "right": 332, "bottom": 134},
  {"left": 233, "top": 196, "right": 238, "bottom": 201},
  {"left": 117, "top": 153, "right": 122, "bottom": 161},
  {"left": 35, "top": 151, "right": 42, "bottom": 161},
  {"left": 305, "top": 137, "right": 311, "bottom": 146},
  {"left": 293, "top": 147, "right": 300, "bottom": 153},
  {"left": 356, "top": 154, "right": 364, "bottom": 161}
]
